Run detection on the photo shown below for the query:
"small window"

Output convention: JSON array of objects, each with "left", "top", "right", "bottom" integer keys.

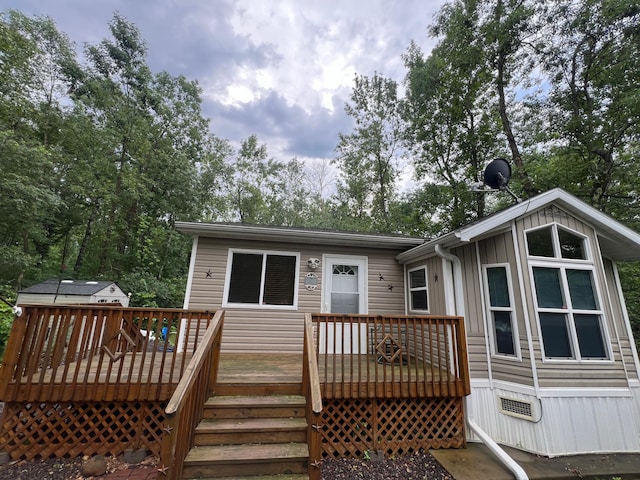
[
  {"left": 558, "top": 228, "right": 586, "bottom": 260},
  {"left": 408, "top": 267, "right": 428, "bottom": 312},
  {"left": 485, "top": 266, "right": 517, "bottom": 357},
  {"left": 226, "top": 250, "right": 298, "bottom": 307},
  {"left": 527, "top": 226, "right": 555, "bottom": 257}
]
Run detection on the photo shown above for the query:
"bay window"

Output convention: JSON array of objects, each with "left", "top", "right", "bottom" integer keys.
[{"left": 526, "top": 225, "right": 608, "bottom": 360}]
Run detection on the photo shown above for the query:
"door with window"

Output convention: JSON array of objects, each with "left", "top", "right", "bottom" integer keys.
[{"left": 320, "top": 255, "right": 368, "bottom": 353}]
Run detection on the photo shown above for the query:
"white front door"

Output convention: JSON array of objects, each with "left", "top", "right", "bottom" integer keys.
[{"left": 320, "top": 255, "right": 368, "bottom": 353}]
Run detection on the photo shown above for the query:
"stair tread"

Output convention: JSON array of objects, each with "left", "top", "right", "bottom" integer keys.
[
  {"left": 207, "top": 395, "right": 306, "bottom": 407},
  {"left": 184, "top": 443, "right": 309, "bottom": 464},
  {"left": 198, "top": 417, "right": 307, "bottom": 432}
]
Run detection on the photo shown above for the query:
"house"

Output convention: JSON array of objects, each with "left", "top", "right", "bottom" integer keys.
[
  {"left": 176, "top": 187, "right": 640, "bottom": 458},
  {"left": 16, "top": 279, "right": 130, "bottom": 307}
]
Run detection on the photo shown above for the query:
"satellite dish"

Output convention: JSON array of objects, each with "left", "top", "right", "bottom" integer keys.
[{"left": 484, "top": 158, "right": 511, "bottom": 189}]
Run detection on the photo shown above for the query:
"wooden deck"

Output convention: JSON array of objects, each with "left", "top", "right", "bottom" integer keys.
[
  {"left": 217, "top": 352, "right": 461, "bottom": 397},
  {"left": 0, "top": 306, "right": 470, "bottom": 480}
]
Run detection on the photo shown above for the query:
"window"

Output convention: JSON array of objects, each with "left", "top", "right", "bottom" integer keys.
[
  {"left": 526, "top": 224, "right": 608, "bottom": 360},
  {"left": 526, "top": 225, "right": 587, "bottom": 260},
  {"left": 225, "top": 250, "right": 299, "bottom": 308},
  {"left": 484, "top": 265, "right": 517, "bottom": 357},
  {"left": 408, "top": 267, "right": 428, "bottom": 312}
]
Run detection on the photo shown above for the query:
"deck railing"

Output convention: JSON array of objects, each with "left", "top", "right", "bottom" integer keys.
[
  {"left": 302, "top": 313, "right": 323, "bottom": 480},
  {"left": 0, "top": 305, "right": 217, "bottom": 402},
  {"left": 312, "top": 314, "right": 470, "bottom": 399},
  {"left": 160, "top": 310, "right": 224, "bottom": 480}
]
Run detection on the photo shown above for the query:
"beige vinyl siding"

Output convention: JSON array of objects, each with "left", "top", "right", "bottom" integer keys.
[
  {"left": 460, "top": 235, "right": 535, "bottom": 386},
  {"left": 404, "top": 257, "right": 445, "bottom": 314},
  {"left": 516, "top": 206, "right": 630, "bottom": 388},
  {"left": 186, "top": 237, "right": 407, "bottom": 353},
  {"left": 603, "top": 258, "right": 639, "bottom": 380}
]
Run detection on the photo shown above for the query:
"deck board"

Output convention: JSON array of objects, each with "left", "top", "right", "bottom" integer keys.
[{"left": 7, "top": 351, "right": 463, "bottom": 401}]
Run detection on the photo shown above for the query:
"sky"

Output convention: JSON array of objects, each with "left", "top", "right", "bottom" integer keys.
[{"left": 2, "top": 0, "right": 447, "bottom": 166}]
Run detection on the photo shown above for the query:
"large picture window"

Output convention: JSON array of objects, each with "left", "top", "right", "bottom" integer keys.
[
  {"left": 225, "top": 250, "right": 299, "bottom": 308},
  {"left": 408, "top": 266, "right": 429, "bottom": 312},
  {"left": 526, "top": 224, "right": 609, "bottom": 360},
  {"left": 483, "top": 265, "right": 517, "bottom": 357}
]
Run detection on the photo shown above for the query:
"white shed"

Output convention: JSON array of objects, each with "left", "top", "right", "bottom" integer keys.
[{"left": 17, "top": 279, "right": 130, "bottom": 306}]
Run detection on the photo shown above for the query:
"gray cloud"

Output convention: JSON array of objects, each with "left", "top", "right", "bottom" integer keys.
[{"left": 2, "top": 0, "right": 444, "bottom": 162}]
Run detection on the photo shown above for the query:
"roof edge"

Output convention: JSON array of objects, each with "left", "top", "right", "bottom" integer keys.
[
  {"left": 397, "top": 188, "right": 640, "bottom": 263},
  {"left": 175, "top": 222, "right": 425, "bottom": 250}
]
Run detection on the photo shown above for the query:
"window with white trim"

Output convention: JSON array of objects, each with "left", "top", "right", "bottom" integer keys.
[
  {"left": 526, "top": 224, "right": 608, "bottom": 360},
  {"left": 408, "top": 266, "right": 428, "bottom": 312},
  {"left": 483, "top": 265, "right": 517, "bottom": 357},
  {"left": 225, "top": 250, "right": 299, "bottom": 308}
]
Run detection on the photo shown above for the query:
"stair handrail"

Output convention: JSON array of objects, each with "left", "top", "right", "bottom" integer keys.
[
  {"left": 303, "top": 313, "right": 323, "bottom": 480},
  {"left": 160, "top": 309, "right": 224, "bottom": 480}
]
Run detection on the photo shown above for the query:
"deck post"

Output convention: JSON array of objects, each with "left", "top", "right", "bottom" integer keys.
[
  {"left": 308, "top": 410, "right": 322, "bottom": 480},
  {"left": 0, "top": 312, "right": 26, "bottom": 400}
]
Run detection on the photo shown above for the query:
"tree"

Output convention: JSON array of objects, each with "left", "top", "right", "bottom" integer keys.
[
  {"left": 536, "top": 0, "right": 640, "bottom": 215},
  {"left": 333, "top": 73, "right": 404, "bottom": 232},
  {"left": 0, "top": 11, "right": 76, "bottom": 290},
  {"left": 403, "top": 1, "right": 503, "bottom": 233},
  {"left": 481, "top": 0, "right": 537, "bottom": 197},
  {"left": 65, "top": 14, "right": 213, "bottom": 287}
]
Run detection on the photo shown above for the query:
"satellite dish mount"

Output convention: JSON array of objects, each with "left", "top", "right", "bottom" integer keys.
[{"left": 473, "top": 158, "right": 521, "bottom": 203}]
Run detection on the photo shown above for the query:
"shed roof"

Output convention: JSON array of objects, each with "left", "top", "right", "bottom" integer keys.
[
  {"left": 175, "top": 222, "right": 425, "bottom": 250},
  {"left": 19, "top": 279, "right": 118, "bottom": 296},
  {"left": 397, "top": 188, "right": 640, "bottom": 263}
]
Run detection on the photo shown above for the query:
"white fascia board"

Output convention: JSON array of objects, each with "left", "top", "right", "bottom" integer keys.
[
  {"left": 175, "top": 222, "right": 424, "bottom": 250},
  {"left": 397, "top": 188, "right": 640, "bottom": 263}
]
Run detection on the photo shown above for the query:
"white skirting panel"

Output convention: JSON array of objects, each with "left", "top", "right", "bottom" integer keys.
[{"left": 467, "top": 380, "right": 640, "bottom": 456}]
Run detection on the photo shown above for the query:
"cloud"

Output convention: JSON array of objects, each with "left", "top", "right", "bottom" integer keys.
[
  {"left": 206, "top": 89, "right": 352, "bottom": 159},
  {"left": 3, "top": 0, "right": 444, "bottom": 164}
]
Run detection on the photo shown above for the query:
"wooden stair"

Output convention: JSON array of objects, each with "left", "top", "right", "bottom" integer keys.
[{"left": 182, "top": 379, "right": 310, "bottom": 480}]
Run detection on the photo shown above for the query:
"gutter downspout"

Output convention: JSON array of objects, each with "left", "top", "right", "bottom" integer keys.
[{"left": 435, "top": 244, "right": 529, "bottom": 480}]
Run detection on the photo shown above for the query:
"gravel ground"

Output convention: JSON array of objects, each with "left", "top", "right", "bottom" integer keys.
[
  {"left": 0, "top": 451, "right": 453, "bottom": 480},
  {"left": 321, "top": 451, "right": 455, "bottom": 480},
  {"left": 0, "top": 457, "right": 84, "bottom": 480}
]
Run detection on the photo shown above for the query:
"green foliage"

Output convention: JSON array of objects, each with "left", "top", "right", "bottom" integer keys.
[
  {"left": 334, "top": 72, "right": 403, "bottom": 233},
  {"left": 118, "top": 270, "right": 185, "bottom": 308},
  {"left": 617, "top": 262, "right": 640, "bottom": 345},
  {"left": 0, "top": 301, "right": 15, "bottom": 359}
]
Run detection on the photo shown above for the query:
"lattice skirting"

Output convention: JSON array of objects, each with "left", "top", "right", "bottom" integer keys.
[
  {"left": 0, "top": 401, "right": 166, "bottom": 460},
  {"left": 320, "top": 397, "right": 465, "bottom": 458}
]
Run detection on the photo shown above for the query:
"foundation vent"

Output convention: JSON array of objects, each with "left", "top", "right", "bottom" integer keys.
[{"left": 499, "top": 396, "right": 534, "bottom": 421}]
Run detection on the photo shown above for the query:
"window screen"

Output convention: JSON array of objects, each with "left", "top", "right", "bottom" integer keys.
[
  {"left": 539, "top": 312, "right": 572, "bottom": 358},
  {"left": 228, "top": 253, "right": 262, "bottom": 303},
  {"left": 487, "top": 267, "right": 510, "bottom": 307},
  {"left": 566, "top": 269, "right": 597, "bottom": 310},
  {"left": 263, "top": 255, "right": 296, "bottom": 305},
  {"left": 227, "top": 251, "right": 297, "bottom": 306},
  {"left": 533, "top": 267, "right": 565, "bottom": 308}
]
